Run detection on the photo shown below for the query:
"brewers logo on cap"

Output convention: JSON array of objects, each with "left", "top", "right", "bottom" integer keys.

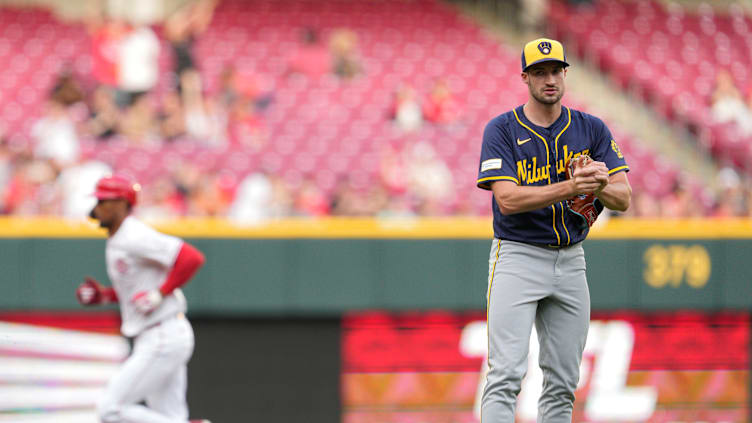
[{"left": 521, "top": 38, "right": 569, "bottom": 71}]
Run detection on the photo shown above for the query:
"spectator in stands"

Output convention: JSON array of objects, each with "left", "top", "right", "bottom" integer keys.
[
  {"left": 228, "top": 107, "right": 267, "bottom": 150},
  {"left": 171, "top": 161, "right": 202, "bottom": 207},
  {"left": 741, "top": 85, "right": 752, "bottom": 136},
  {"left": 182, "top": 70, "right": 209, "bottom": 141},
  {"left": 218, "top": 65, "right": 241, "bottom": 108},
  {"left": 229, "top": 171, "right": 298, "bottom": 221},
  {"left": 3, "top": 157, "right": 58, "bottom": 215},
  {"left": 628, "top": 191, "right": 660, "bottom": 217},
  {"left": 295, "top": 178, "right": 330, "bottom": 216},
  {"left": 228, "top": 172, "right": 274, "bottom": 223},
  {"left": 743, "top": 182, "right": 752, "bottom": 218},
  {"left": 218, "top": 67, "right": 272, "bottom": 150},
  {"left": 287, "top": 28, "right": 332, "bottom": 78},
  {"left": 519, "top": 0, "right": 547, "bottom": 37},
  {"left": 660, "top": 182, "right": 692, "bottom": 218},
  {"left": 56, "top": 159, "right": 112, "bottom": 219},
  {"left": 118, "top": 93, "right": 159, "bottom": 145},
  {"left": 50, "top": 68, "right": 85, "bottom": 107},
  {"left": 362, "top": 182, "right": 391, "bottom": 216},
  {"left": 218, "top": 65, "right": 274, "bottom": 112},
  {"left": 181, "top": 70, "right": 228, "bottom": 147},
  {"left": 158, "top": 91, "right": 187, "bottom": 141},
  {"left": 379, "top": 143, "right": 409, "bottom": 198},
  {"left": 269, "top": 174, "right": 294, "bottom": 217},
  {"left": 116, "top": 24, "right": 160, "bottom": 107},
  {"left": 164, "top": 0, "right": 218, "bottom": 90},
  {"left": 228, "top": 88, "right": 268, "bottom": 150},
  {"left": 187, "top": 173, "right": 233, "bottom": 216},
  {"left": 137, "top": 176, "right": 186, "bottom": 219},
  {"left": 423, "top": 79, "right": 459, "bottom": 124},
  {"left": 87, "top": 9, "right": 124, "bottom": 88},
  {"left": 404, "top": 141, "right": 454, "bottom": 215},
  {"left": 330, "top": 176, "right": 363, "bottom": 215},
  {"left": 390, "top": 84, "right": 423, "bottom": 132},
  {"left": 85, "top": 86, "right": 120, "bottom": 140},
  {"left": 0, "top": 137, "right": 13, "bottom": 213},
  {"left": 710, "top": 70, "right": 747, "bottom": 128},
  {"left": 713, "top": 167, "right": 746, "bottom": 217},
  {"left": 378, "top": 193, "right": 416, "bottom": 217},
  {"left": 32, "top": 100, "right": 80, "bottom": 169},
  {"left": 329, "top": 28, "right": 362, "bottom": 80}
]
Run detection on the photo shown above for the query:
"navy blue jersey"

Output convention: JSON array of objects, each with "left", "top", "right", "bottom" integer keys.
[{"left": 477, "top": 105, "right": 628, "bottom": 246}]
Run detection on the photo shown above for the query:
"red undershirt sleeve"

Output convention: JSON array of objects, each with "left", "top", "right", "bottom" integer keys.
[{"left": 159, "top": 242, "right": 206, "bottom": 296}]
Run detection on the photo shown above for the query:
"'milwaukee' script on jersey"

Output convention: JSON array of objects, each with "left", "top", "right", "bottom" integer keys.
[{"left": 516, "top": 146, "right": 590, "bottom": 184}]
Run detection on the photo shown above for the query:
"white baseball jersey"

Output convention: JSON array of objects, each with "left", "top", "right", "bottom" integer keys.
[{"left": 106, "top": 216, "right": 187, "bottom": 337}]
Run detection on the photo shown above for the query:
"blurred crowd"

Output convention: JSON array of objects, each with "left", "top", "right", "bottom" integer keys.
[
  {"left": 0, "top": 0, "right": 471, "bottom": 221},
  {"left": 0, "top": 133, "right": 463, "bottom": 219},
  {"left": 1, "top": 0, "right": 751, "bottom": 221},
  {"left": 711, "top": 69, "right": 752, "bottom": 136},
  {"left": 627, "top": 168, "right": 752, "bottom": 219}
]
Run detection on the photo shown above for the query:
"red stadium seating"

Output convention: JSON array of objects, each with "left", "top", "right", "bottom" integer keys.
[
  {"left": 0, "top": 0, "right": 704, "bottom": 215},
  {"left": 550, "top": 0, "right": 752, "bottom": 176}
]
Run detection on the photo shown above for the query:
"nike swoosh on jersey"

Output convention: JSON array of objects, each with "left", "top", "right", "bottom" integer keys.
[{"left": 517, "top": 137, "right": 531, "bottom": 145}]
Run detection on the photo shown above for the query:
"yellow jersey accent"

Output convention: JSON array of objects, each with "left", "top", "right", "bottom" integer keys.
[
  {"left": 486, "top": 238, "right": 502, "bottom": 384},
  {"left": 515, "top": 157, "right": 551, "bottom": 184},
  {"left": 513, "top": 110, "right": 549, "bottom": 166},
  {"left": 554, "top": 107, "right": 572, "bottom": 164},
  {"left": 514, "top": 109, "right": 561, "bottom": 243},
  {"left": 560, "top": 202, "right": 571, "bottom": 245},
  {"left": 478, "top": 175, "right": 519, "bottom": 185},
  {"left": 512, "top": 110, "right": 551, "bottom": 184},
  {"left": 554, "top": 107, "right": 573, "bottom": 244},
  {"left": 611, "top": 139, "right": 624, "bottom": 158},
  {"left": 487, "top": 239, "right": 502, "bottom": 312},
  {"left": 608, "top": 165, "right": 629, "bottom": 175},
  {"left": 551, "top": 205, "right": 561, "bottom": 245}
]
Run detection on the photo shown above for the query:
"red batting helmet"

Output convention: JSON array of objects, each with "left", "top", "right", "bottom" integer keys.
[{"left": 93, "top": 175, "right": 140, "bottom": 206}]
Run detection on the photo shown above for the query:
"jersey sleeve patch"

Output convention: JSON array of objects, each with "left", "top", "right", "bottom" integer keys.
[{"left": 481, "top": 158, "right": 502, "bottom": 172}]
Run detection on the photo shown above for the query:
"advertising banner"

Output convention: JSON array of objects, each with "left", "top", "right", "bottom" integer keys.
[{"left": 342, "top": 311, "right": 748, "bottom": 423}]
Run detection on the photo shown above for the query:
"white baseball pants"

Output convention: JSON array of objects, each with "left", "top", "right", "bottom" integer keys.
[{"left": 98, "top": 314, "right": 195, "bottom": 423}]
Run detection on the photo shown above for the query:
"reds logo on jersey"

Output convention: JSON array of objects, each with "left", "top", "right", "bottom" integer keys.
[
  {"left": 115, "top": 258, "right": 129, "bottom": 275},
  {"left": 537, "top": 41, "right": 552, "bottom": 55}
]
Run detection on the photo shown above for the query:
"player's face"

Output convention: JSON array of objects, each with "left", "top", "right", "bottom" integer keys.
[
  {"left": 522, "top": 63, "right": 567, "bottom": 105},
  {"left": 91, "top": 199, "right": 128, "bottom": 229}
]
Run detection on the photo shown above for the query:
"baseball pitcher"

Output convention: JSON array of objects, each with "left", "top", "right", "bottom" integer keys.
[
  {"left": 76, "top": 175, "right": 210, "bottom": 423},
  {"left": 476, "top": 38, "right": 632, "bottom": 422}
]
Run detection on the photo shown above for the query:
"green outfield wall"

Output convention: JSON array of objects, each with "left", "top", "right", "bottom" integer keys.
[{"left": 1, "top": 218, "right": 751, "bottom": 313}]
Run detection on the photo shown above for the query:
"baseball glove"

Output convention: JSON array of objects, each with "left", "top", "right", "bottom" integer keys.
[{"left": 565, "top": 155, "right": 604, "bottom": 229}]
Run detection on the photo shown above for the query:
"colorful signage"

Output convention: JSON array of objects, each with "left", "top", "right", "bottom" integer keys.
[{"left": 342, "top": 312, "right": 748, "bottom": 423}]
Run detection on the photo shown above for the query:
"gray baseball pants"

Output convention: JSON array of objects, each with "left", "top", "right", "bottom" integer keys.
[{"left": 481, "top": 239, "right": 590, "bottom": 423}]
